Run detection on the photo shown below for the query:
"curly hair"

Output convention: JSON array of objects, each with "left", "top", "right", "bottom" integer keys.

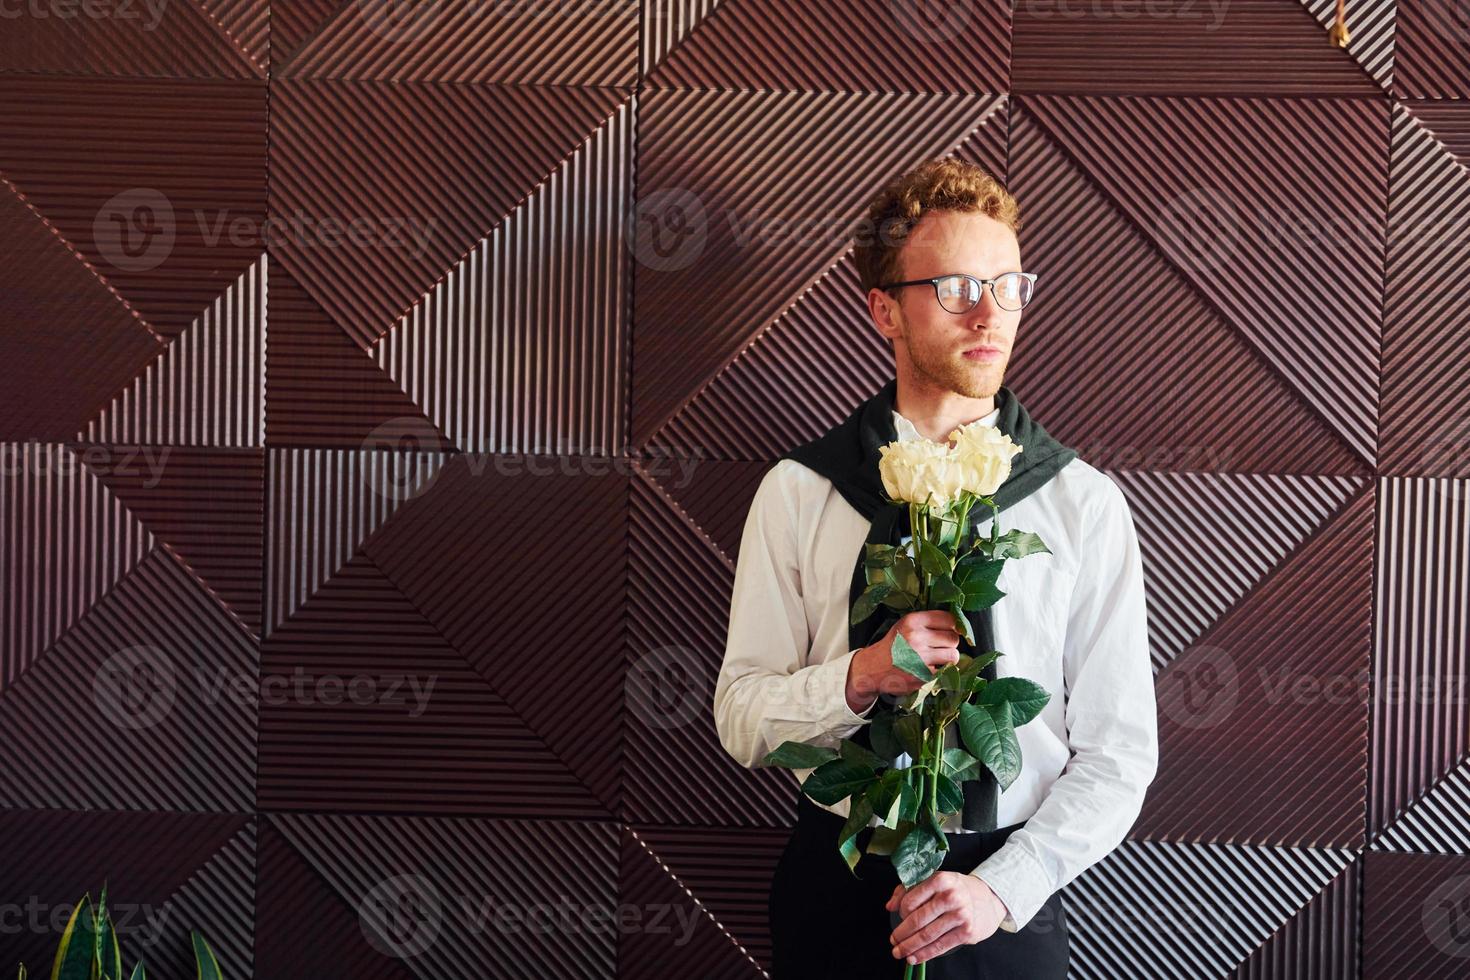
[{"left": 853, "top": 158, "right": 1020, "bottom": 295}]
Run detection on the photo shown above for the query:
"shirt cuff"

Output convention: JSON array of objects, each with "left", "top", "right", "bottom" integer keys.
[
  {"left": 969, "top": 841, "right": 1051, "bottom": 932},
  {"left": 817, "top": 648, "right": 879, "bottom": 733}
]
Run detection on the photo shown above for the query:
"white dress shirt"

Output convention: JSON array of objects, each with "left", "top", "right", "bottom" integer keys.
[{"left": 713, "top": 405, "right": 1159, "bottom": 932}]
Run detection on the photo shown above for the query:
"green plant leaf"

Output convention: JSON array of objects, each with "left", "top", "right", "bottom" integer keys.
[
  {"left": 837, "top": 797, "right": 875, "bottom": 874},
  {"left": 50, "top": 894, "right": 94, "bottom": 980},
  {"left": 802, "top": 758, "right": 880, "bottom": 805},
  {"left": 929, "top": 573, "right": 963, "bottom": 606},
  {"left": 866, "top": 825, "right": 906, "bottom": 856},
  {"left": 893, "top": 823, "right": 946, "bottom": 887},
  {"left": 898, "top": 771, "right": 920, "bottom": 822},
  {"left": 917, "top": 538, "right": 951, "bottom": 578},
  {"left": 941, "top": 748, "right": 980, "bottom": 782},
  {"left": 761, "top": 741, "right": 839, "bottom": 770},
  {"left": 934, "top": 772, "right": 964, "bottom": 814},
  {"left": 128, "top": 963, "right": 146, "bottom": 980},
  {"left": 191, "top": 931, "right": 222, "bottom": 980},
  {"left": 959, "top": 650, "right": 998, "bottom": 688},
  {"left": 979, "top": 676, "right": 1051, "bottom": 727},
  {"left": 864, "top": 544, "right": 898, "bottom": 568},
  {"left": 892, "top": 713, "right": 925, "bottom": 758},
  {"left": 991, "top": 530, "right": 1051, "bottom": 560},
  {"left": 864, "top": 769, "right": 903, "bottom": 827},
  {"left": 957, "top": 702, "right": 1023, "bottom": 790},
  {"left": 947, "top": 604, "right": 974, "bottom": 646},
  {"left": 868, "top": 711, "right": 905, "bottom": 762},
  {"left": 851, "top": 582, "right": 893, "bottom": 625},
  {"left": 839, "top": 738, "right": 886, "bottom": 771},
  {"left": 888, "top": 553, "right": 920, "bottom": 595},
  {"left": 890, "top": 632, "right": 933, "bottom": 681},
  {"left": 94, "top": 883, "right": 121, "bottom": 980}
]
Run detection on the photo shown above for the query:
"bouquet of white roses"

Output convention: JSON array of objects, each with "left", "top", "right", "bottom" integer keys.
[{"left": 762, "top": 419, "right": 1053, "bottom": 979}]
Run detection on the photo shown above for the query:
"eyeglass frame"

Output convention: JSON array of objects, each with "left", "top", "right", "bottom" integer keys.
[{"left": 876, "top": 271, "right": 1039, "bottom": 313}]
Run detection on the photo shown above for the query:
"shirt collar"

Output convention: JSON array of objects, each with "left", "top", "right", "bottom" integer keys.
[{"left": 892, "top": 404, "right": 1001, "bottom": 442}]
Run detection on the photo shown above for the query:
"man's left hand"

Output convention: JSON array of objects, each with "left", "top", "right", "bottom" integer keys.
[{"left": 886, "top": 872, "right": 1007, "bottom": 964}]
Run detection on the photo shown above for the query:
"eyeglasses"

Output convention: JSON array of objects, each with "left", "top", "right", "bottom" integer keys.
[{"left": 878, "top": 272, "right": 1038, "bottom": 313}]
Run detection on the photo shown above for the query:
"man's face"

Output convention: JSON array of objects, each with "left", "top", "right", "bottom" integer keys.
[{"left": 872, "top": 209, "right": 1024, "bottom": 400}]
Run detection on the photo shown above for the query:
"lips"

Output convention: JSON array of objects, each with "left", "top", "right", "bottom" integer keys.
[{"left": 963, "top": 345, "right": 1002, "bottom": 359}]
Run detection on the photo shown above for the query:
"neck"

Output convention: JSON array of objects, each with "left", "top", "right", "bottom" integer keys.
[{"left": 893, "top": 377, "right": 998, "bottom": 443}]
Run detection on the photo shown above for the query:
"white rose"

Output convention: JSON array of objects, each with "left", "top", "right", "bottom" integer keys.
[
  {"left": 947, "top": 422, "right": 1021, "bottom": 497},
  {"left": 878, "top": 439, "right": 965, "bottom": 507}
]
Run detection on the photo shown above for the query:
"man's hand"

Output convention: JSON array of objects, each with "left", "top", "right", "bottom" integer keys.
[
  {"left": 885, "top": 872, "right": 1007, "bottom": 964},
  {"left": 845, "top": 610, "right": 962, "bottom": 714}
]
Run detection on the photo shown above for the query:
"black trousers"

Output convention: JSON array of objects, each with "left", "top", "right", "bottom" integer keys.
[{"left": 769, "top": 793, "right": 1071, "bottom": 979}]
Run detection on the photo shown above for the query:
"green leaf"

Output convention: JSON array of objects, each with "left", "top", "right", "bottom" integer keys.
[
  {"left": 942, "top": 748, "right": 980, "bottom": 782},
  {"left": 51, "top": 894, "right": 94, "bottom": 980},
  {"left": 864, "top": 769, "right": 903, "bottom": 827},
  {"left": 929, "top": 573, "right": 963, "bottom": 606},
  {"left": 898, "top": 770, "right": 920, "bottom": 822},
  {"left": 868, "top": 711, "right": 905, "bottom": 762},
  {"left": 991, "top": 530, "right": 1051, "bottom": 560},
  {"left": 864, "top": 543, "right": 898, "bottom": 568},
  {"left": 802, "top": 758, "right": 880, "bottom": 805},
  {"left": 95, "top": 883, "right": 121, "bottom": 980},
  {"left": 918, "top": 538, "right": 951, "bottom": 578},
  {"left": 947, "top": 604, "right": 974, "bottom": 646},
  {"left": 957, "top": 702, "right": 1023, "bottom": 790},
  {"left": 959, "top": 650, "right": 998, "bottom": 688},
  {"left": 851, "top": 582, "right": 893, "bottom": 625},
  {"left": 839, "top": 738, "right": 886, "bottom": 771},
  {"left": 761, "top": 741, "right": 839, "bottom": 770},
  {"left": 979, "top": 677, "right": 1051, "bottom": 727},
  {"left": 866, "top": 825, "right": 906, "bottom": 856},
  {"left": 892, "top": 713, "right": 925, "bottom": 758},
  {"left": 955, "top": 554, "right": 1006, "bottom": 610},
  {"left": 128, "top": 965, "right": 146, "bottom": 980},
  {"left": 880, "top": 590, "right": 916, "bottom": 612},
  {"left": 889, "top": 632, "right": 933, "bottom": 682},
  {"left": 191, "top": 931, "right": 223, "bottom": 980},
  {"left": 837, "top": 796, "right": 874, "bottom": 874},
  {"left": 888, "top": 553, "right": 920, "bottom": 595},
  {"left": 893, "top": 823, "right": 946, "bottom": 887},
  {"left": 934, "top": 772, "right": 964, "bottom": 814}
]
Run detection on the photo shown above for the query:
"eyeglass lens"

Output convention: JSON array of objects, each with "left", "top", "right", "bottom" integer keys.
[{"left": 935, "top": 273, "right": 1033, "bottom": 313}]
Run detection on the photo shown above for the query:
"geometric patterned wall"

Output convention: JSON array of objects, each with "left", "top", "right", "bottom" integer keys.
[{"left": 2, "top": 1, "right": 1468, "bottom": 977}]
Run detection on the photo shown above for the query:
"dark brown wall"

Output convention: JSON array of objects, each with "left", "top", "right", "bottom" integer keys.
[{"left": 2, "top": 1, "right": 1469, "bottom": 978}]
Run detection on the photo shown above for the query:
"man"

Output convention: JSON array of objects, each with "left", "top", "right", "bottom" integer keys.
[{"left": 712, "top": 158, "right": 1159, "bottom": 978}]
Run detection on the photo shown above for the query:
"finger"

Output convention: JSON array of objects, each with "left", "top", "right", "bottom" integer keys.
[
  {"left": 893, "top": 910, "right": 966, "bottom": 961},
  {"left": 889, "top": 896, "right": 947, "bottom": 947},
  {"left": 911, "top": 609, "right": 958, "bottom": 629},
  {"left": 885, "top": 884, "right": 905, "bottom": 911},
  {"left": 897, "top": 873, "right": 950, "bottom": 918}
]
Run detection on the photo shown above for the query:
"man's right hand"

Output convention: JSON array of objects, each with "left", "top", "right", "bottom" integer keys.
[{"left": 844, "top": 610, "right": 962, "bottom": 715}]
